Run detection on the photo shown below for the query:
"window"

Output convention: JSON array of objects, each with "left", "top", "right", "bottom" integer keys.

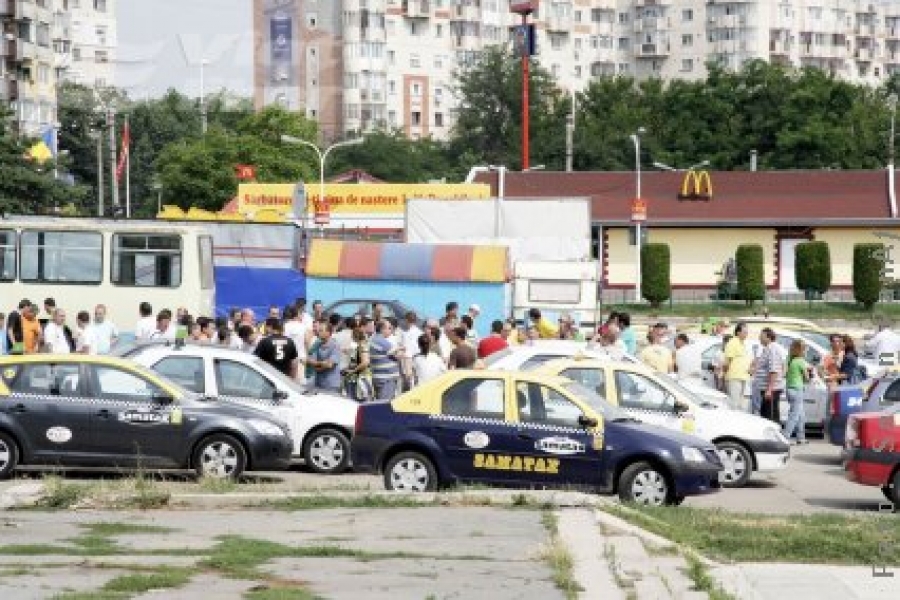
[
  {"left": 411, "top": 111, "right": 422, "bottom": 126},
  {"left": 528, "top": 280, "right": 581, "bottom": 304},
  {"left": 682, "top": 34, "right": 693, "bottom": 47},
  {"left": 92, "top": 366, "right": 163, "bottom": 401},
  {"left": 21, "top": 230, "right": 102, "bottom": 284},
  {"left": 516, "top": 381, "right": 584, "bottom": 428},
  {"left": 410, "top": 54, "right": 421, "bottom": 68},
  {"left": 614, "top": 371, "right": 673, "bottom": 412},
  {"left": 628, "top": 226, "right": 647, "bottom": 246},
  {"left": 442, "top": 378, "right": 505, "bottom": 420},
  {"left": 199, "top": 236, "right": 214, "bottom": 290},
  {"left": 681, "top": 59, "right": 694, "bottom": 72},
  {"left": 434, "top": 112, "right": 444, "bottom": 127},
  {"left": 520, "top": 354, "right": 568, "bottom": 371},
  {"left": 682, "top": 9, "right": 693, "bottom": 22},
  {"left": 307, "top": 14, "right": 317, "bottom": 28},
  {"left": 36, "top": 23, "right": 50, "bottom": 47},
  {"left": 881, "top": 380, "right": 900, "bottom": 405},
  {"left": 561, "top": 368, "right": 607, "bottom": 398},
  {"left": 96, "top": 51, "right": 109, "bottom": 63},
  {"left": 154, "top": 357, "right": 205, "bottom": 394},
  {"left": 412, "top": 82, "right": 421, "bottom": 96},
  {"left": 94, "top": 0, "right": 107, "bottom": 11},
  {"left": 0, "top": 230, "right": 15, "bottom": 281},
  {"left": 9, "top": 363, "right": 82, "bottom": 396},
  {"left": 215, "top": 359, "right": 276, "bottom": 399},
  {"left": 111, "top": 234, "right": 182, "bottom": 287}
]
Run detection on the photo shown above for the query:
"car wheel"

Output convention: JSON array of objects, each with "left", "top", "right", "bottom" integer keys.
[
  {"left": 889, "top": 472, "right": 900, "bottom": 509},
  {"left": 716, "top": 441, "right": 752, "bottom": 488},
  {"left": 618, "top": 461, "right": 671, "bottom": 507},
  {"left": 672, "top": 495, "right": 686, "bottom": 506},
  {"left": 384, "top": 451, "right": 438, "bottom": 492},
  {"left": 0, "top": 431, "right": 19, "bottom": 480},
  {"left": 193, "top": 434, "right": 247, "bottom": 480},
  {"left": 303, "top": 428, "right": 351, "bottom": 474}
]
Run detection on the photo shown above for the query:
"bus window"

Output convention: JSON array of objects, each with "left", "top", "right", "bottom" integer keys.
[
  {"left": 0, "top": 229, "right": 15, "bottom": 281},
  {"left": 199, "top": 236, "right": 214, "bottom": 290},
  {"left": 111, "top": 234, "right": 182, "bottom": 287},
  {"left": 20, "top": 230, "right": 102, "bottom": 284}
]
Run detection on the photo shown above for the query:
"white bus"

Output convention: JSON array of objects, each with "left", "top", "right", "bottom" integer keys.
[{"left": 0, "top": 216, "right": 215, "bottom": 340}]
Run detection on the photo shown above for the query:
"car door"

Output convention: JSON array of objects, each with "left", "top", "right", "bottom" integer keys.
[
  {"left": 612, "top": 369, "right": 682, "bottom": 432},
  {"left": 430, "top": 375, "right": 517, "bottom": 483},
  {"left": 86, "top": 364, "right": 182, "bottom": 466},
  {"left": 2, "top": 361, "right": 93, "bottom": 458},
  {"left": 510, "top": 379, "right": 603, "bottom": 486},
  {"left": 211, "top": 357, "right": 294, "bottom": 427},
  {"left": 700, "top": 343, "right": 721, "bottom": 388}
]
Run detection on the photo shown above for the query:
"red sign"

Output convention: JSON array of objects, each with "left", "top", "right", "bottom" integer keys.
[
  {"left": 313, "top": 198, "right": 330, "bottom": 225},
  {"left": 631, "top": 198, "right": 647, "bottom": 222},
  {"left": 235, "top": 164, "right": 256, "bottom": 180}
]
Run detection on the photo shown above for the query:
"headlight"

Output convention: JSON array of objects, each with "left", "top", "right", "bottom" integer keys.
[
  {"left": 681, "top": 447, "right": 706, "bottom": 462},
  {"left": 249, "top": 419, "right": 285, "bottom": 437},
  {"left": 763, "top": 428, "right": 787, "bottom": 443}
]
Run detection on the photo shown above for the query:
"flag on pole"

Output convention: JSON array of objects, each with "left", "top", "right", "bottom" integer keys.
[
  {"left": 27, "top": 128, "right": 55, "bottom": 163},
  {"left": 116, "top": 120, "right": 131, "bottom": 182}
]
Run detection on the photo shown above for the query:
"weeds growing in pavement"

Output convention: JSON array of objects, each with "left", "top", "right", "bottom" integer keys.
[
  {"left": 539, "top": 510, "right": 582, "bottom": 600},
  {"left": 684, "top": 555, "right": 737, "bottom": 600}
]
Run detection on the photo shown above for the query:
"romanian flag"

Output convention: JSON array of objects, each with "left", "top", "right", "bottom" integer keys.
[
  {"left": 27, "top": 128, "right": 55, "bottom": 163},
  {"left": 116, "top": 120, "right": 131, "bottom": 182}
]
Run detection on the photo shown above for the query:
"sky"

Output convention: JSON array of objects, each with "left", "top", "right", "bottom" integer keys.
[{"left": 115, "top": 0, "right": 254, "bottom": 100}]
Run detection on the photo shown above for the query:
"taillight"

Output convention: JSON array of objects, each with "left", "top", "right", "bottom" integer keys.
[{"left": 354, "top": 407, "right": 363, "bottom": 433}]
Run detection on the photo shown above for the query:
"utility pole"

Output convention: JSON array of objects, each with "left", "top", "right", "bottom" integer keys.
[
  {"left": 107, "top": 107, "right": 118, "bottom": 211},
  {"left": 96, "top": 130, "right": 103, "bottom": 217},
  {"left": 565, "top": 89, "right": 575, "bottom": 172}
]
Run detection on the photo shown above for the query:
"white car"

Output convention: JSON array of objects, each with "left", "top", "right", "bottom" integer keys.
[
  {"left": 485, "top": 342, "right": 730, "bottom": 408},
  {"left": 534, "top": 358, "right": 791, "bottom": 487},
  {"left": 123, "top": 342, "right": 358, "bottom": 474}
]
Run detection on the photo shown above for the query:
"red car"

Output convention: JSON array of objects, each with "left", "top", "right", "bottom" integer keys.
[{"left": 844, "top": 407, "right": 900, "bottom": 508}]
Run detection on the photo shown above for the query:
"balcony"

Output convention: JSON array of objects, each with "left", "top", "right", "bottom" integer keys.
[
  {"left": 402, "top": 0, "right": 430, "bottom": 19},
  {"left": 854, "top": 23, "right": 876, "bottom": 38},
  {"left": 15, "top": 0, "right": 36, "bottom": 21},
  {"left": 769, "top": 40, "right": 791, "bottom": 55},
  {"left": 887, "top": 27, "right": 900, "bottom": 41},
  {"left": 854, "top": 47, "right": 876, "bottom": 61},
  {"left": 634, "top": 17, "right": 670, "bottom": 33},
  {"left": 452, "top": 3, "right": 479, "bottom": 22},
  {"left": 634, "top": 0, "right": 672, "bottom": 6},
  {"left": 636, "top": 42, "right": 669, "bottom": 57},
  {"left": 885, "top": 52, "right": 900, "bottom": 65},
  {"left": 546, "top": 13, "right": 573, "bottom": 33}
]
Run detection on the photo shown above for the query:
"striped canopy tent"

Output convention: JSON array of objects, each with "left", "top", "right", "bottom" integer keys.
[{"left": 307, "top": 240, "right": 509, "bottom": 283}]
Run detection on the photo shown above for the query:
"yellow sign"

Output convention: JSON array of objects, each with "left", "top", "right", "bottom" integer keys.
[
  {"left": 473, "top": 453, "right": 561, "bottom": 474},
  {"left": 678, "top": 169, "right": 713, "bottom": 200},
  {"left": 236, "top": 183, "right": 491, "bottom": 217}
]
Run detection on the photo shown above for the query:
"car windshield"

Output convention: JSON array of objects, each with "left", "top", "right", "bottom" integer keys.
[
  {"left": 799, "top": 332, "right": 831, "bottom": 351},
  {"left": 562, "top": 381, "right": 630, "bottom": 421},
  {"left": 660, "top": 375, "right": 705, "bottom": 403}
]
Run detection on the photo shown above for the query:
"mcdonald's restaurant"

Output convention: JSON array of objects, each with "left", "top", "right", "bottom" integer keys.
[{"left": 473, "top": 168, "right": 900, "bottom": 302}]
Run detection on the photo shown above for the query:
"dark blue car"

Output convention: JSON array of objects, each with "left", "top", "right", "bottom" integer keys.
[
  {"left": 825, "top": 375, "right": 900, "bottom": 447},
  {"left": 350, "top": 371, "right": 723, "bottom": 506}
]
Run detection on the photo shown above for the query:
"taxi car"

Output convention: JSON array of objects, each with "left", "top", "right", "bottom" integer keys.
[
  {"left": 0, "top": 355, "right": 293, "bottom": 480},
  {"left": 351, "top": 370, "right": 723, "bottom": 506},
  {"left": 844, "top": 407, "right": 900, "bottom": 507},
  {"left": 534, "top": 359, "right": 791, "bottom": 487},
  {"left": 122, "top": 342, "right": 358, "bottom": 474}
]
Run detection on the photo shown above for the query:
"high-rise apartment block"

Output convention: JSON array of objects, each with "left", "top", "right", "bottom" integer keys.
[
  {"left": 0, "top": 0, "right": 114, "bottom": 136},
  {"left": 254, "top": 1, "right": 900, "bottom": 142}
]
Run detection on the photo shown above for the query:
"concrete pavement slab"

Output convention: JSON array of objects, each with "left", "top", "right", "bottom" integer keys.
[
  {"left": 712, "top": 563, "right": 900, "bottom": 600},
  {"left": 556, "top": 509, "right": 626, "bottom": 600}
]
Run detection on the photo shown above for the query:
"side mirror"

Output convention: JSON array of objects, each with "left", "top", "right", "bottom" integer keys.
[
  {"left": 153, "top": 392, "right": 174, "bottom": 405},
  {"left": 578, "top": 414, "right": 599, "bottom": 429},
  {"left": 674, "top": 399, "right": 690, "bottom": 414},
  {"left": 272, "top": 389, "right": 289, "bottom": 402}
]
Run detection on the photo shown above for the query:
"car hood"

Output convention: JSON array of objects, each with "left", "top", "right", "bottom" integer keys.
[{"left": 608, "top": 418, "right": 715, "bottom": 450}]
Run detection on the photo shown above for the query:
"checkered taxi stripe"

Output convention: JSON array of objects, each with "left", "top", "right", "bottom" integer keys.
[
  {"left": 6, "top": 392, "right": 165, "bottom": 411},
  {"left": 427, "top": 414, "right": 585, "bottom": 434}
]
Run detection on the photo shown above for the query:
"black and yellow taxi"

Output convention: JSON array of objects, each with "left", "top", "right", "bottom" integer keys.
[
  {"left": 0, "top": 355, "right": 293, "bottom": 480},
  {"left": 351, "top": 370, "right": 723, "bottom": 506}
]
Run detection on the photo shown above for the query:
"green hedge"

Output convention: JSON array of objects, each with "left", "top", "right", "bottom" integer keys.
[
  {"left": 641, "top": 243, "right": 671, "bottom": 308},
  {"left": 853, "top": 243, "right": 884, "bottom": 309},
  {"left": 736, "top": 244, "right": 765, "bottom": 306},
  {"left": 795, "top": 241, "right": 831, "bottom": 297}
]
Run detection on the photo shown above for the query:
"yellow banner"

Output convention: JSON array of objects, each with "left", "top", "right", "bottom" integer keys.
[{"left": 236, "top": 183, "right": 491, "bottom": 216}]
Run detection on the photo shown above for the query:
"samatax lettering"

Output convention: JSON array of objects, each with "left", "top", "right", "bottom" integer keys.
[{"left": 473, "top": 453, "right": 560, "bottom": 474}]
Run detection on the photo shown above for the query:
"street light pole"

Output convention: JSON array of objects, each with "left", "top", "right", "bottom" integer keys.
[
  {"left": 629, "top": 128, "right": 645, "bottom": 302},
  {"left": 200, "top": 59, "right": 209, "bottom": 135},
  {"left": 888, "top": 94, "right": 897, "bottom": 165}
]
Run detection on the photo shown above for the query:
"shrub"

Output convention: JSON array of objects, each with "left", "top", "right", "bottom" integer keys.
[
  {"left": 853, "top": 243, "right": 885, "bottom": 310},
  {"left": 795, "top": 241, "right": 831, "bottom": 298},
  {"left": 736, "top": 244, "right": 765, "bottom": 306},
  {"left": 641, "top": 243, "right": 671, "bottom": 308}
]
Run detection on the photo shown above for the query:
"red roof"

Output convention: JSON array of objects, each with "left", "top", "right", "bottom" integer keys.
[
  {"left": 328, "top": 169, "right": 385, "bottom": 184},
  {"left": 473, "top": 170, "right": 894, "bottom": 225}
]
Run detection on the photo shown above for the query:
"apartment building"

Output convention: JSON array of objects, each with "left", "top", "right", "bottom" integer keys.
[
  {"left": 59, "top": 0, "right": 116, "bottom": 88},
  {"left": 253, "top": 1, "right": 900, "bottom": 142}
]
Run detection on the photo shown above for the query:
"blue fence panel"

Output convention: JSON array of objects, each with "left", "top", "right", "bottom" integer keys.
[{"left": 215, "top": 266, "right": 306, "bottom": 319}]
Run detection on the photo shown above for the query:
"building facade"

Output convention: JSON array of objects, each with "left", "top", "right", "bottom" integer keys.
[
  {"left": 253, "top": 0, "right": 900, "bottom": 141},
  {"left": 0, "top": 0, "right": 114, "bottom": 137}
]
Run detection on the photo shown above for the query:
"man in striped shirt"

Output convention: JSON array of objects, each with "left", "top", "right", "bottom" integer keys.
[{"left": 370, "top": 320, "right": 401, "bottom": 400}]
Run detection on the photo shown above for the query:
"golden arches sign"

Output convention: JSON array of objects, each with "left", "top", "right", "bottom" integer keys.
[{"left": 678, "top": 169, "right": 713, "bottom": 200}]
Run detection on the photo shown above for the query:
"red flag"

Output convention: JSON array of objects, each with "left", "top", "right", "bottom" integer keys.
[{"left": 115, "top": 121, "right": 131, "bottom": 182}]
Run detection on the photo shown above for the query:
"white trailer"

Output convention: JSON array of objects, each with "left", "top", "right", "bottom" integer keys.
[{"left": 512, "top": 260, "right": 600, "bottom": 329}]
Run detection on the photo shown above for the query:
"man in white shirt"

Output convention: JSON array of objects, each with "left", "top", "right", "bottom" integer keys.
[
  {"left": 43, "top": 308, "right": 71, "bottom": 354},
  {"left": 399, "top": 311, "right": 422, "bottom": 391},
  {"left": 283, "top": 306, "right": 309, "bottom": 381},
  {"left": 85, "top": 304, "right": 118, "bottom": 355},
  {"left": 673, "top": 333, "right": 704, "bottom": 382},
  {"left": 148, "top": 310, "right": 177, "bottom": 341},
  {"left": 134, "top": 302, "right": 155, "bottom": 341}
]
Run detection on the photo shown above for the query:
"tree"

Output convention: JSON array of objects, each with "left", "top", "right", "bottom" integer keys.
[
  {"left": 641, "top": 243, "right": 671, "bottom": 308},
  {"left": 156, "top": 105, "right": 319, "bottom": 211},
  {"left": 853, "top": 243, "right": 884, "bottom": 310},
  {"left": 326, "top": 130, "right": 455, "bottom": 182},
  {"left": 795, "top": 241, "right": 832, "bottom": 299},
  {"left": 736, "top": 244, "right": 765, "bottom": 306},
  {"left": 449, "top": 46, "right": 567, "bottom": 170}
]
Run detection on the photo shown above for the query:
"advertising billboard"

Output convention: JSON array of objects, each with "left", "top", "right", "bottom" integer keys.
[{"left": 265, "top": 0, "right": 296, "bottom": 86}]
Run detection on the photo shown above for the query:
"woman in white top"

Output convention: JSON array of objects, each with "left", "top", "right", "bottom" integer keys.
[{"left": 412, "top": 333, "right": 446, "bottom": 386}]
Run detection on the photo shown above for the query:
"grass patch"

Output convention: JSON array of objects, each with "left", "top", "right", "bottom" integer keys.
[
  {"left": 265, "top": 494, "right": 432, "bottom": 511},
  {"left": 29, "top": 474, "right": 170, "bottom": 511},
  {"left": 79, "top": 522, "right": 174, "bottom": 536},
  {"left": 53, "top": 592, "right": 127, "bottom": 600},
  {"left": 607, "top": 301, "right": 900, "bottom": 322},
  {"left": 37, "top": 475, "right": 89, "bottom": 509},
  {"left": 198, "top": 476, "right": 239, "bottom": 494},
  {"left": 102, "top": 568, "right": 193, "bottom": 594},
  {"left": 685, "top": 555, "right": 736, "bottom": 600},
  {"left": 605, "top": 505, "right": 900, "bottom": 565},
  {"left": 244, "top": 588, "right": 320, "bottom": 600},
  {"left": 540, "top": 510, "right": 582, "bottom": 600}
]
